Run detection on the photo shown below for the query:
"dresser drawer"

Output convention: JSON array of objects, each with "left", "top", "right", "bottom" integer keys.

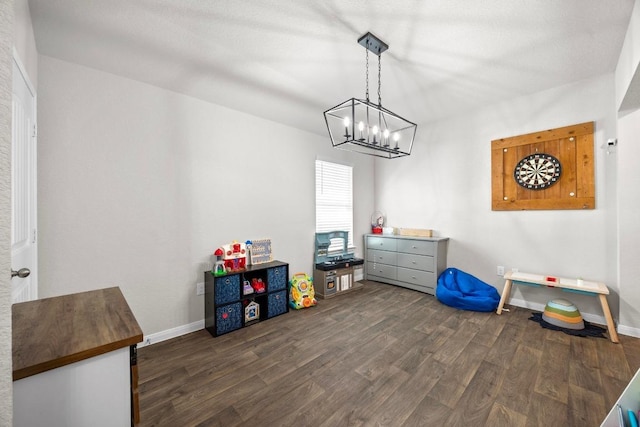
[
  {"left": 397, "top": 253, "right": 434, "bottom": 272},
  {"left": 367, "top": 261, "right": 397, "bottom": 280},
  {"left": 366, "top": 236, "right": 397, "bottom": 252},
  {"left": 397, "top": 239, "right": 435, "bottom": 256},
  {"left": 367, "top": 249, "right": 398, "bottom": 265},
  {"left": 397, "top": 267, "right": 436, "bottom": 288}
]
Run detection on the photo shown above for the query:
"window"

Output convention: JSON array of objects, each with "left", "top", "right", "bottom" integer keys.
[{"left": 315, "top": 160, "right": 353, "bottom": 250}]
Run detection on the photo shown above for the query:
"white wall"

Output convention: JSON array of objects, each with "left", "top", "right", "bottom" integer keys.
[
  {"left": 616, "top": 0, "right": 640, "bottom": 112},
  {"left": 0, "top": 1, "right": 13, "bottom": 425},
  {"left": 13, "top": 0, "right": 36, "bottom": 88},
  {"left": 37, "top": 55, "right": 374, "bottom": 336},
  {"left": 618, "top": 109, "right": 640, "bottom": 332},
  {"left": 616, "top": 0, "right": 640, "bottom": 334},
  {"left": 375, "top": 74, "right": 620, "bottom": 322}
]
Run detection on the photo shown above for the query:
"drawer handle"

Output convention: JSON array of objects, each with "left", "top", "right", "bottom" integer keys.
[
  {"left": 412, "top": 261, "right": 417, "bottom": 264},
  {"left": 225, "top": 279, "right": 230, "bottom": 285},
  {"left": 412, "top": 245, "right": 417, "bottom": 248},
  {"left": 411, "top": 276, "right": 417, "bottom": 279}
]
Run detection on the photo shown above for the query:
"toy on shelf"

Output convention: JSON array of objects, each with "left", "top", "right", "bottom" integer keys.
[
  {"left": 213, "top": 248, "right": 226, "bottom": 276},
  {"left": 249, "top": 238, "right": 273, "bottom": 265},
  {"left": 220, "top": 241, "right": 247, "bottom": 272},
  {"left": 243, "top": 279, "right": 254, "bottom": 295},
  {"left": 289, "top": 272, "right": 317, "bottom": 309},
  {"left": 244, "top": 300, "right": 260, "bottom": 323},
  {"left": 251, "top": 278, "right": 266, "bottom": 293}
]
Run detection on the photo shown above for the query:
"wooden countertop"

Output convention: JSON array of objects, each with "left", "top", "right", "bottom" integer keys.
[{"left": 12, "top": 287, "right": 143, "bottom": 381}]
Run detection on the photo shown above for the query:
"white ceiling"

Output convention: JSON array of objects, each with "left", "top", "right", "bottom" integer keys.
[{"left": 27, "top": 0, "right": 635, "bottom": 137}]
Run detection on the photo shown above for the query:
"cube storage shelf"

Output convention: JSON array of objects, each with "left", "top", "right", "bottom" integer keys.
[{"left": 205, "top": 260, "right": 289, "bottom": 337}]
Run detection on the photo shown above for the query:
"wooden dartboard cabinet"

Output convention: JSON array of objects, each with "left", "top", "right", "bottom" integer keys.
[{"left": 491, "top": 122, "right": 595, "bottom": 211}]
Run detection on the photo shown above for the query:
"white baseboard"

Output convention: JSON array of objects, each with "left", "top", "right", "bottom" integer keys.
[
  {"left": 508, "top": 297, "right": 640, "bottom": 338},
  {"left": 138, "top": 319, "right": 204, "bottom": 348},
  {"left": 617, "top": 324, "right": 640, "bottom": 339},
  {"left": 138, "top": 298, "right": 640, "bottom": 348}
]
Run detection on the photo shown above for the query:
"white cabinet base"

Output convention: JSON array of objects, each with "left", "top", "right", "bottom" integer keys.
[{"left": 14, "top": 347, "right": 131, "bottom": 427}]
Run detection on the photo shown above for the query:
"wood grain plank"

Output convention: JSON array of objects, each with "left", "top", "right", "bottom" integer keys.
[{"left": 134, "top": 281, "right": 640, "bottom": 427}]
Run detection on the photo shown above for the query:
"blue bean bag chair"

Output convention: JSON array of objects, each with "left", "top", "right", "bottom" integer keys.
[{"left": 436, "top": 268, "right": 500, "bottom": 312}]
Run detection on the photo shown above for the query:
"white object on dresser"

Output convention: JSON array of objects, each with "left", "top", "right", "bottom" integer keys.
[{"left": 364, "top": 234, "right": 448, "bottom": 295}]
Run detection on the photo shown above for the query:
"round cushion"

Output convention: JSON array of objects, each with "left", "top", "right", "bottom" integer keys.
[{"left": 542, "top": 299, "right": 584, "bottom": 330}]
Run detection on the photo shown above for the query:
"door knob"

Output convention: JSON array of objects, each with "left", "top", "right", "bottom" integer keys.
[{"left": 11, "top": 268, "right": 30, "bottom": 279}]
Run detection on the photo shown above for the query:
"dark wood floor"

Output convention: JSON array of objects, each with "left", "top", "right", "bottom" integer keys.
[{"left": 138, "top": 280, "right": 640, "bottom": 427}]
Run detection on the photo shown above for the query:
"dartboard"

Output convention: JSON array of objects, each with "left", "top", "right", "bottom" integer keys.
[{"left": 513, "top": 153, "right": 561, "bottom": 190}]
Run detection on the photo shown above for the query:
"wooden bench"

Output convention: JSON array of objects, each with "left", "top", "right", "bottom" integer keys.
[{"left": 496, "top": 271, "right": 619, "bottom": 343}]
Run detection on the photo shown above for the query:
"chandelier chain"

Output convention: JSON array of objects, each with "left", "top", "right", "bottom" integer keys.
[
  {"left": 365, "top": 48, "right": 369, "bottom": 102},
  {"left": 377, "top": 53, "right": 382, "bottom": 107}
]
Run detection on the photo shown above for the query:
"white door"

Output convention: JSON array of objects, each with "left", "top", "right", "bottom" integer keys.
[{"left": 11, "top": 54, "right": 37, "bottom": 303}]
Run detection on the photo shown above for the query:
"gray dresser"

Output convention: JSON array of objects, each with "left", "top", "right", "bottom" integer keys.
[{"left": 364, "top": 234, "right": 449, "bottom": 295}]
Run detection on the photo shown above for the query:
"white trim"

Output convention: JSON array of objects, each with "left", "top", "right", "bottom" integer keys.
[
  {"left": 617, "top": 324, "right": 640, "bottom": 339},
  {"left": 12, "top": 47, "right": 35, "bottom": 97},
  {"left": 315, "top": 154, "right": 354, "bottom": 168},
  {"left": 138, "top": 320, "right": 204, "bottom": 348}
]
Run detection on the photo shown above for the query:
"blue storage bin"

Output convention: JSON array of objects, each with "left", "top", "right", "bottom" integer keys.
[
  {"left": 267, "top": 266, "right": 287, "bottom": 291},
  {"left": 216, "top": 302, "right": 242, "bottom": 335},
  {"left": 267, "top": 290, "right": 287, "bottom": 318},
  {"left": 214, "top": 275, "right": 240, "bottom": 305}
]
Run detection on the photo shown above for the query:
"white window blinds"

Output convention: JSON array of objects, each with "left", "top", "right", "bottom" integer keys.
[{"left": 315, "top": 160, "right": 354, "bottom": 250}]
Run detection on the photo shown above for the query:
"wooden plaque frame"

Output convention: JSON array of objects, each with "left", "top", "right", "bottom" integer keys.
[{"left": 491, "top": 122, "right": 595, "bottom": 211}]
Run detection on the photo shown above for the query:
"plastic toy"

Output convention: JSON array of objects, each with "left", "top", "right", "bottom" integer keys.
[
  {"left": 244, "top": 300, "right": 260, "bottom": 323},
  {"left": 220, "top": 241, "right": 247, "bottom": 272},
  {"left": 251, "top": 278, "right": 266, "bottom": 293},
  {"left": 289, "top": 272, "right": 317, "bottom": 309},
  {"left": 243, "top": 279, "right": 254, "bottom": 295},
  {"left": 213, "top": 248, "right": 226, "bottom": 276}
]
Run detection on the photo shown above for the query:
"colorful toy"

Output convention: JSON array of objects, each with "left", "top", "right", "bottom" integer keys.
[
  {"left": 242, "top": 279, "right": 254, "bottom": 295},
  {"left": 244, "top": 300, "right": 260, "bottom": 323},
  {"left": 220, "top": 241, "right": 247, "bottom": 272},
  {"left": 289, "top": 272, "right": 317, "bottom": 309},
  {"left": 542, "top": 298, "right": 585, "bottom": 330},
  {"left": 213, "top": 248, "right": 226, "bottom": 276},
  {"left": 251, "top": 278, "right": 266, "bottom": 293}
]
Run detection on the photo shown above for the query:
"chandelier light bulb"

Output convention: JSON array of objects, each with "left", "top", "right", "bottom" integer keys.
[
  {"left": 383, "top": 129, "right": 390, "bottom": 147},
  {"left": 343, "top": 116, "right": 351, "bottom": 139},
  {"left": 358, "top": 121, "right": 365, "bottom": 141},
  {"left": 372, "top": 125, "right": 379, "bottom": 145},
  {"left": 393, "top": 132, "right": 400, "bottom": 150}
]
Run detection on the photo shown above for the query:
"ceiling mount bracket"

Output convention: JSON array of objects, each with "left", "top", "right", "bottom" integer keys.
[{"left": 357, "top": 32, "right": 388, "bottom": 56}]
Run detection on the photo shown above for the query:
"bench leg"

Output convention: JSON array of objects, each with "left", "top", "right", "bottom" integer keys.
[
  {"left": 598, "top": 294, "right": 619, "bottom": 343},
  {"left": 496, "top": 279, "right": 512, "bottom": 315}
]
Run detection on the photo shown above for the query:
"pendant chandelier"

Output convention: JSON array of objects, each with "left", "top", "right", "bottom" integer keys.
[{"left": 323, "top": 32, "right": 417, "bottom": 159}]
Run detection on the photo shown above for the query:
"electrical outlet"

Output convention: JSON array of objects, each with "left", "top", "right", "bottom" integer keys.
[
  {"left": 196, "top": 282, "right": 205, "bottom": 296},
  {"left": 497, "top": 265, "right": 505, "bottom": 276}
]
